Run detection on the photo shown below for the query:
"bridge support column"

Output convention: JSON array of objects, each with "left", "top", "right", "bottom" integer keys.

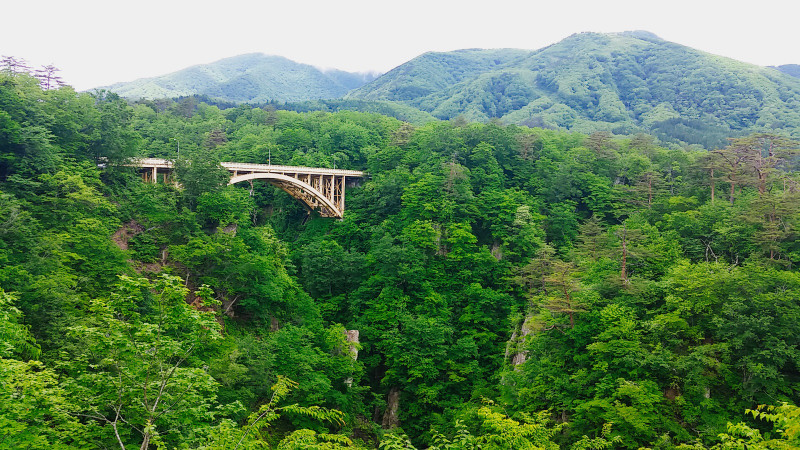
[{"left": 340, "top": 176, "right": 346, "bottom": 212}]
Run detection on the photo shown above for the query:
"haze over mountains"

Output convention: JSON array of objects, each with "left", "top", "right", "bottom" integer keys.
[
  {"left": 775, "top": 64, "right": 800, "bottom": 78},
  {"left": 104, "top": 31, "right": 800, "bottom": 148},
  {"left": 102, "top": 53, "right": 380, "bottom": 103}
]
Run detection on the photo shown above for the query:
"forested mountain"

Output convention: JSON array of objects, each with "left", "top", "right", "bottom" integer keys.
[
  {"left": 3, "top": 60, "right": 800, "bottom": 449},
  {"left": 349, "top": 31, "right": 800, "bottom": 148},
  {"left": 102, "top": 34, "right": 800, "bottom": 150},
  {"left": 103, "top": 53, "right": 379, "bottom": 103},
  {"left": 343, "top": 48, "right": 530, "bottom": 103},
  {"left": 775, "top": 64, "right": 800, "bottom": 78}
]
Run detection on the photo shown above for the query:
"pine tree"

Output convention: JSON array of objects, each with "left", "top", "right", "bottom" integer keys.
[{"left": 35, "top": 64, "right": 64, "bottom": 90}]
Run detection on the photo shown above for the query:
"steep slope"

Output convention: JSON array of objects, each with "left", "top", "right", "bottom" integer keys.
[
  {"left": 103, "top": 53, "right": 379, "bottom": 103},
  {"left": 350, "top": 32, "right": 800, "bottom": 147}
]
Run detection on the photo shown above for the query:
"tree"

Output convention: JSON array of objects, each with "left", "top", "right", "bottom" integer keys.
[
  {"left": 63, "top": 275, "right": 228, "bottom": 449},
  {"left": 712, "top": 139, "right": 751, "bottom": 204},
  {"left": 35, "top": 64, "right": 65, "bottom": 90},
  {"left": 1, "top": 55, "right": 31, "bottom": 75},
  {"left": 715, "top": 403, "right": 800, "bottom": 449},
  {"left": 745, "top": 133, "right": 798, "bottom": 196},
  {"left": 572, "top": 214, "right": 610, "bottom": 262},
  {"left": 174, "top": 150, "right": 231, "bottom": 206},
  {"left": 0, "top": 288, "right": 87, "bottom": 448},
  {"left": 541, "top": 259, "right": 584, "bottom": 328},
  {"left": 202, "top": 376, "right": 350, "bottom": 450},
  {"left": 86, "top": 91, "right": 142, "bottom": 165}
]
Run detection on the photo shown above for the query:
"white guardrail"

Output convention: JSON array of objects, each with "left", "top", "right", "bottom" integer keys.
[{"left": 135, "top": 158, "right": 364, "bottom": 177}]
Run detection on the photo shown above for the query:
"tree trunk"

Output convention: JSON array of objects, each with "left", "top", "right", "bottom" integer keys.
[{"left": 140, "top": 433, "right": 150, "bottom": 450}]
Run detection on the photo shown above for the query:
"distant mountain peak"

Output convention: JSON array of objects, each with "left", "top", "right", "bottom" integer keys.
[
  {"left": 102, "top": 54, "right": 381, "bottom": 103},
  {"left": 617, "top": 30, "right": 663, "bottom": 41},
  {"left": 772, "top": 64, "right": 800, "bottom": 78}
]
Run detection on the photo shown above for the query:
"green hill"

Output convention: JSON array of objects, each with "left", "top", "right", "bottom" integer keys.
[
  {"left": 348, "top": 32, "right": 800, "bottom": 147},
  {"left": 102, "top": 53, "right": 379, "bottom": 103},
  {"left": 346, "top": 48, "right": 530, "bottom": 102}
]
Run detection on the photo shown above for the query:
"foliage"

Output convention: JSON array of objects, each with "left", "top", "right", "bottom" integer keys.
[
  {"left": 61, "top": 275, "right": 229, "bottom": 448},
  {"left": 2, "top": 71, "right": 800, "bottom": 450}
]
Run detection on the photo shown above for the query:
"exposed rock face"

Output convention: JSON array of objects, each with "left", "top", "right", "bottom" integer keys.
[
  {"left": 346, "top": 329, "right": 360, "bottom": 359},
  {"left": 381, "top": 387, "right": 401, "bottom": 429},
  {"left": 222, "top": 222, "right": 238, "bottom": 235},
  {"left": 491, "top": 240, "right": 504, "bottom": 261},
  {"left": 507, "top": 315, "right": 536, "bottom": 368},
  {"left": 112, "top": 220, "right": 144, "bottom": 250},
  {"left": 345, "top": 329, "right": 359, "bottom": 388}
]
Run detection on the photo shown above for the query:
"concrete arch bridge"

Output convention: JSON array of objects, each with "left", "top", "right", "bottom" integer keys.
[{"left": 136, "top": 158, "right": 364, "bottom": 218}]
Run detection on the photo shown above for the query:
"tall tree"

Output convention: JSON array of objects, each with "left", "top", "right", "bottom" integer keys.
[{"left": 35, "top": 64, "right": 65, "bottom": 90}]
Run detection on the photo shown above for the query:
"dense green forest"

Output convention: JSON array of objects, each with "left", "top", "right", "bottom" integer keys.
[
  {"left": 348, "top": 32, "right": 800, "bottom": 148},
  {"left": 2, "top": 68, "right": 800, "bottom": 449}
]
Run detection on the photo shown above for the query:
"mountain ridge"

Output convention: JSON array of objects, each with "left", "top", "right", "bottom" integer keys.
[
  {"left": 101, "top": 53, "right": 380, "bottom": 103},
  {"left": 103, "top": 32, "right": 800, "bottom": 148},
  {"left": 347, "top": 31, "right": 800, "bottom": 147}
]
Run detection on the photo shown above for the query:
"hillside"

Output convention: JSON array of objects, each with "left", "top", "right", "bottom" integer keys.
[
  {"left": 103, "top": 53, "right": 379, "bottom": 103},
  {"left": 3, "top": 69, "right": 800, "bottom": 448},
  {"left": 0, "top": 72, "right": 800, "bottom": 450},
  {"left": 348, "top": 31, "right": 800, "bottom": 148},
  {"left": 346, "top": 48, "right": 530, "bottom": 102}
]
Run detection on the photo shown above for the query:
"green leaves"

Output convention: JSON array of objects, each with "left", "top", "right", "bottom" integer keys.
[
  {"left": 0, "top": 288, "right": 39, "bottom": 359},
  {"left": 62, "top": 275, "right": 226, "bottom": 448},
  {"left": 0, "top": 359, "right": 86, "bottom": 449}
]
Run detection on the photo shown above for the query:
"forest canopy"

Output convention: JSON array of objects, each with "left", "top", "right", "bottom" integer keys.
[{"left": 1, "top": 67, "right": 800, "bottom": 449}]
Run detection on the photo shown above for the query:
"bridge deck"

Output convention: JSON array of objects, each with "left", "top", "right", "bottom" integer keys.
[{"left": 136, "top": 158, "right": 364, "bottom": 177}]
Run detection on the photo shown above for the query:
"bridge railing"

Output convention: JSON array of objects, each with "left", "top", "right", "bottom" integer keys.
[
  {"left": 222, "top": 162, "right": 364, "bottom": 177},
  {"left": 134, "top": 158, "right": 364, "bottom": 177}
]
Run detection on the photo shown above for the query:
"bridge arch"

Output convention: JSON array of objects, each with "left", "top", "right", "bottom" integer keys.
[{"left": 229, "top": 172, "right": 343, "bottom": 218}]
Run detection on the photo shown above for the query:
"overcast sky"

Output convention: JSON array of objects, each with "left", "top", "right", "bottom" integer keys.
[{"left": 3, "top": 0, "right": 799, "bottom": 91}]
